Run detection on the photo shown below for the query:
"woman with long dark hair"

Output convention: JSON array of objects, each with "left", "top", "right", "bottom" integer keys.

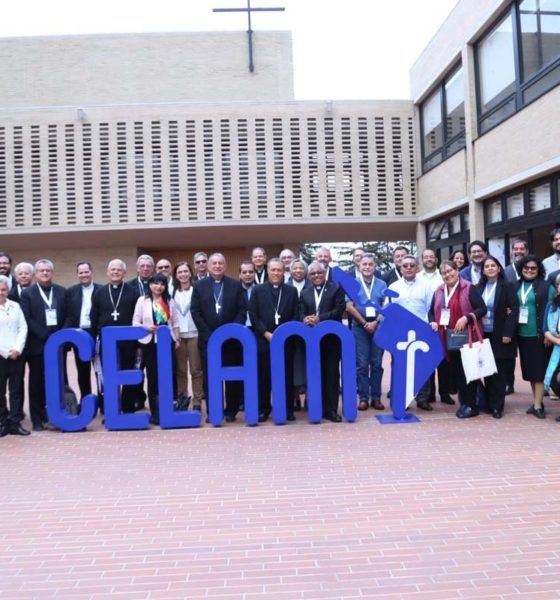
[
  {"left": 516, "top": 255, "right": 553, "bottom": 419},
  {"left": 475, "top": 256, "right": 519, "bottom": 418},
  {"left": 172, "top": 262, "right": 204, "bottom": 412},
  {"left": 451, "top": 250, "right": 468, "bottom": 271},
  {"left": 133, "top": 272, "right": 180, "bottom": 425},
  {"left": 429, "top": 260, "right": 486, "bottom": 419}
]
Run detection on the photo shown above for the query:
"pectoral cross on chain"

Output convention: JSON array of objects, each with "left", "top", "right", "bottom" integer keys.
[
  {"left": 274, "top": 312, "right": 280, "bottom": 326},
  {"left": 111, "top": 310, "right": 120, "bottom": 321}
]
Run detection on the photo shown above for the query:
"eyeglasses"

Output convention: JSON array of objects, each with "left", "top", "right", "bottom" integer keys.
[
  {"left": 523, "top": 266, "right": 538, "bottom": 271},
  {"left": 240, "top": 270, "right": 254, "bottom": 275},
  {"left": 441, "top": 270, "right": 455, "bottom": 276},
  {"left": 309, "top": 272, "right": 323, "bottom": 277},
  {"left": 195, "top": 260, "right": 207, "bottom": 264},
  {"left": 157, "top": 265, "right": 171, "bottom": 270},
  {"left": 401, "top": 264, "right": 416, "bottom": 269}
]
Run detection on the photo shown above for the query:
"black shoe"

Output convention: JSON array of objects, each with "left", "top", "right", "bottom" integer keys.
[
  {"left": 225, "top": 414, "right": 236, "bottom": 423},
  {"left": 149, "top": 415, "right": 160, "bottom": 426},
  {"left": 456, "top": 405, "right": 479, "bottom": 419},
  {"left": 286, "top": 414, "right": 296, "bottom": 422},
  {"left": 505, "top": 385, "right": 514, "bottom": 395},
  {"left": 555, "top": 415, "right": 560, "bottom": 422},
  {"left": 492, "top": 409, "right": 503, "bottom": 419},
  {"left": 9, "top": 424, "right": 31, "bottom": 436},
  {"left": 427, "top": 396, "right": 436, "bottom": 403},
  {"left": 534, "top": 407, "right": 546, "bottom": 419},
  {"left": 32, "top": 422, "right": 44, "bottom": 432},
  {"left": 440, "top": 395, "right": 455, "bottom": 405},
  {"left": 417, "top": 401, "right": 433, "bottom": 412},
  {"left": 258, "top": 413, "right": 269, "bottom": 423},
  {"left": 324, "top": 412, "right": 342, "bottom": 423},
  {"left": 239, "top": 403, "right": 245, "bottom": 412},
  {"left": 0, "top": 425, "right": 8, "bottom": 437},
  {"left": 294, "top": 398, "right": 302, "bottom": 412}
]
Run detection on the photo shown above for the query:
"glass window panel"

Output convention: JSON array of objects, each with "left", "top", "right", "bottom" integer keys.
[
  {"left": 541, "top": 14, "right": 560, "bottom": 65},
  {"left": 486, "top": 200, "right": 503, "bottom": 224},
  {"left": 422, "top": 89, "right": 443, "bottom": 157},
  {"left": 479, "top": 97, "right": 516, "bottom": 133},
  {"left": 506, "top": 192, "right": 525, "bottom": 218},
  {"left": 523, "top": 61, "right": 560, "bottom": 102},
  {"left": 450, "top": 213, "right": 461, "bottom": 235},
  {"left": 520, "top": 12, "right": 540, "bottom": 79},
  {"left": 447, "top": 135, "right": 466, "bottom": 157},
  {"left": 477, "top": 12, "right": 516, "bottom": 112},
  {"left": 423, "top": 151, "right": 443, "bottom": 171},
  {"left": 528, "top": 182, "right": 551, "bottom": 211},
  {"left": 445, "top": 68, "right": 465, "bottom": 140}
]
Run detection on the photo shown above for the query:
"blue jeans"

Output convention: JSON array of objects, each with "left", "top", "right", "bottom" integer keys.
[{"left": 352, "top": 323, "right": 384, "bottom": 401}]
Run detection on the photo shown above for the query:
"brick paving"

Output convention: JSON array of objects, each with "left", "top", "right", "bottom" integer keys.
[{"left": 2, "top": 365, "right": 560, "bottom": 600}]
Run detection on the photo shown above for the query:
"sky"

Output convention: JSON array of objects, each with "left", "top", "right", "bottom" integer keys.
[{"left": 1, "top": 0, "right": 459, "bottom": 100}]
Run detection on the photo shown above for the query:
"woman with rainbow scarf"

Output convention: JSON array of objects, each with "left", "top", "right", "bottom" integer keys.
[{"left": 133, "top": 272, "right": 180, "bottom": 425}]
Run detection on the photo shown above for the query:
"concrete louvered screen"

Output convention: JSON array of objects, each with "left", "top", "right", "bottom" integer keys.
[{"left": 0, "top": 101, "right": 416, "bottom": 230}]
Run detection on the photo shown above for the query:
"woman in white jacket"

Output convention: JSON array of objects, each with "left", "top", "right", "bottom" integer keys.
[
  {"left": 0, "top": 275, "right": 29, "bottom": 436},
  {"left": 133, "top": 273, "right": 180, "bottom": 425}
]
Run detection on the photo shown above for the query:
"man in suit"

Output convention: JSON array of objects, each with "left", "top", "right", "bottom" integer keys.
[
  {"left": 543, "top": 228, "right": 560, "bottom": 277},
  {"left": 127, "top": 254, "right": 154, "bottom": 297},
  {"left": 251, "top": 247, "right": 268, "bottom": 285},
  {"left": 504, "top": 239, "right": 529, "bottom": 285},
  {"left": 156, "top": 258, "right": 174, "bottom": 295},
  {"left": 381, "top": 245, "right": 408, "bottom": 286},
  {"left": 460, "top": 240, "right": 488, "bottom": 284},
  {"left": 9, "top": 262, "right": 34, "bottom": 303},
  {"left": 249, "top": 258, "right": 299, "bottom": 422},
  {"left": 90, "top": 259, "right": 141, "bottom": 414},
  {"left": 279, "top": 249, "right": 296, "bottom": 282},
  {"left": 193, "top": 252, "right": 209, "bottom": 281},
  {"left": 191, "top": 253, "right": 247, "bottom": 421},
  {"left": 299, "top": 261, "right": 346, "bottom": 422},
  {"left": 64, "top": 262, "right": 101, "bottom": 399},
  {"left": 20, "top": 259, "right": 67, "bottom": 431},
  {"left": 315, "top": 247, "right": 334, "bottom": 282},
  {"left": 239, "top": 260, "right": 256, "bottom": 327}
]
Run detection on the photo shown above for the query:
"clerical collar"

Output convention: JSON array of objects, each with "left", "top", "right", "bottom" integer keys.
[
  {"left": 111, "top": 282, "right": 122, "bottom": 288},
  {"left": 212, "top": 277, "right": 223, "bottom": 283},
  {"left": 272, "top": 284, "right": 280, "bottom": 288},
  {"left": 314, "top": 285, "right": 323, "bottom": 291}
]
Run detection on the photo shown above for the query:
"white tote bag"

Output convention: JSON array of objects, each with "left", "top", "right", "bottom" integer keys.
[{"left": 459, "top": 317, "right": 498, "bottom": 383}]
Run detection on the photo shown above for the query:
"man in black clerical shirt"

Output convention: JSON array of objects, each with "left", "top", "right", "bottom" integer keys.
[
  {"left": 64, "top": 262, "right": 101, "bottom": 399},
  {"left": 249, "top": 258, "right": 299, "bottom": 422},
  {"left": 251, "top": 247, "right": 268, "bottom": 285},
  {"left": 299, "top": 261, "right": 346, "bottom": 422},
  {"left": 20, "top": 259, "right": 67, "bottom": 431},
  {"left": 90, "top": 259, "right": 141, "bottom": 414},
  {"left": 191, "top": 253, "right": 247, "bottom": 422},
  {"left": 127, "top": 254, "right": 154, "bottom": 297},
  {"left": 9, "top": 262, "right": 34, "bottom": 303}
]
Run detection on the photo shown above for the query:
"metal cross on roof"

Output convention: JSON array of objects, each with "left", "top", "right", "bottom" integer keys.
[{"left": 213, "top": 0, "right": 286, "bottom": 73}]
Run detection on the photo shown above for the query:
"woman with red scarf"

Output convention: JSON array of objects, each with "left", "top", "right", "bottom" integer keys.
[
  {"left": 133, "top": 272, "right": 180, "bottom": 425},
  {"left": 429, "top": 260, "right": 487, "bottom": 419}
]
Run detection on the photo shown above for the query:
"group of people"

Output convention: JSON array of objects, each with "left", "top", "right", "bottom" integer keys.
[{"left": 2, "top": 231, "right": 560, "bottom": 436}]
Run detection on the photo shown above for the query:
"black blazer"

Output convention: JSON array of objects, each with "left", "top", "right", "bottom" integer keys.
[
  {"left": 253, "top": 269, "right": 268, "bottom": 285},
  {"left": 475, "top": 278, "right": 519, "bottom": 359},
  {"left": 20, "top": 283, "right": 67, "bottom": 356},
  {"left": 64, "top": 283, "right": 102, "bottom": 329},
  {"left": 382, "top": 267, "right": 401, "bottom": 286},
  {"left": 249, "top": 282, "right": 298, "bottom": 350},
  {"left": 190, "top": 276, "right": 247, "bottom": 346},
  {"left": 90, "top": 282, "right": 139, "bottom": 338},
  {"left": 126, "top": 276, "right": 148, "bottom": 298},
  {"left": 8, "top": 283, "right": 30, "bottom": 303},
  {"left": 299, "top": 281, "right": 346, "bottom": 323}
]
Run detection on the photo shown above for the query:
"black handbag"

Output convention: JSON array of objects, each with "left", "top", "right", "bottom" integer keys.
[{"left": 446, "top": 329, "right": 468, "bottom": 351}]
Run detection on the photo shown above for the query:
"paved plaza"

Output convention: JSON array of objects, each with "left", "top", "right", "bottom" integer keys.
[{"left": 2, "top": 370, "right": 560, "bottom": 600}]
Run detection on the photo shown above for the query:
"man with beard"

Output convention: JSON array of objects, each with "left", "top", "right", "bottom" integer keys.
[
  {"left": 504, "top": 239, "right": 529, "bottom": 284},
  {"left": 191, "top": 253, "right": 247, "bottom": 422},
  {"left": 20, "top": 259, "right": 67, "bottom": 431},
  {"left": 460, "top": 240, "right": 488, "bottom": 284},
  {"left": 90, "top": 259, "right": 141, "bottom": 414},
  {"left": 249, "top": 258, "right": 299, "bottom": 422},
  {"left": 65, "top": 262, "right": 101, "bottom": 399},
  {"left": 0, "top": 252, "right": 14, "bottom": 291},
  {"left": 543, "top": 228, "right": 560, "bottom": 277},
  {"left": 299, "top": 261, "right": 346, "bottom": 422}
]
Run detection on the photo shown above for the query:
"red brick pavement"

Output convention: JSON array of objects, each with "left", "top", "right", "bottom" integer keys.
[{"left": 2, "top": 364, "right": 560, "bottom": 600}]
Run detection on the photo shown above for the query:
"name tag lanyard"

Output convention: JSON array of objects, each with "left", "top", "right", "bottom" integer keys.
[
  {"left": 314, "top": 285, "right": 326, "bottom": 315},
  {"left": 441, "top": 281, "right": 459, "bottom": 327},
  {"left": 38, "top": 284, "right": 57, "bottom": 326},
  {"left": 519, "top": 282, "right": 532, "bottom": 324},
  {"left": 359, "top": 275, "right": 376, "bottom": 318},
  {"left": 482, "top": 281, "right": 497, "bottom": 305}
]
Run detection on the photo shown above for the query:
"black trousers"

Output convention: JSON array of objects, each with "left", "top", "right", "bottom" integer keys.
[
  {"left": 443, "top": 352, "right": 477, "bottom": 408},
  {"left": 257, "top": 340, "right": 295, "bottom": 418},
  {"left": 98, "top": 340, "right": 139, "bottom": 413},
  {"left": 199, "top": 339, "right": 243, "bottom": 418},
  {"left": 28, "top": 352, "right": 47, "bottom": 426},
  {"left": 319, "top": 338, "right": 340, "bottom": 415},
  {"left": 0, "top": 355, "right": 25, "bottom": 426},
  {"left": 142, "top": 340, "right": 175, "bottom": 420}
]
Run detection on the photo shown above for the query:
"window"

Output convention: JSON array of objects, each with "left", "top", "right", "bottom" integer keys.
[
  {"left": 420, "top": 65, "right": 465, "bottom": 172},
  {"left": 528, "top": 181, "right": 551, "bottom": 211},
  {"left": 487, "top": 199, "right": 503, "bottom": 223},
  {"left": 506, "top": 191, "right": 525, "bottom": 218},
  {"left": 476, "top": 1, "right": 560, "bottom": 133}
]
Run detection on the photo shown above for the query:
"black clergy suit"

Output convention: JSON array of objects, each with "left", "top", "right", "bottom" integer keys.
[
  {"left": 64, "top": 282, "right": 101, "bottom": 398},
  {"left": 20, "top": 283, "right": 67, "bottom": 427},
  {"left": 90, "top": 282, "right": 141, "bottom": 413},
  {"left": 299, "top": 282, "right": 346, "bottom": 417},
  {"left": 191, "top": 275, "right": 247, "bottom": 418},
  {"left": 249, "top": 282, "right": 298, "bottom": 419}
]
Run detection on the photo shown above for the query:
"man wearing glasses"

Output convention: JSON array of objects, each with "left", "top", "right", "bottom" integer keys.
[
  {"left": 127, "top": 254, "right": 155, "bottom": 298},
  {"left": 387, "top": 255, "right": 435, "bottom": 412},
  {"left": 193, "top": 252, "right": 209, "bottom": 281},
  {"left": 156, "top": 259, "right": 174, "bottom": 294}
]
